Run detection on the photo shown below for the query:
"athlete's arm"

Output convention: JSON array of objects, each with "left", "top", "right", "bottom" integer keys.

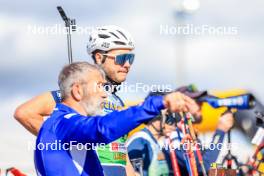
[
  {"left": 14, "top": 92, "right": 55, "bottom": 135},
  {"left": 126, "top": 154, "right": 136, "bottom": 176}
]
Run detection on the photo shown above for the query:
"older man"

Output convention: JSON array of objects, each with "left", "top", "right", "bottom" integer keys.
[
  {"left": 15, "top": 25, "right": 136, "bottom": 176},
  {"left": 34, "top": 61, "right": 196, "bottom": 176}
]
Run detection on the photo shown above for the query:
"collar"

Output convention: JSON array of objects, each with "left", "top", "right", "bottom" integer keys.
[
  {"left": 56, "top": 103, "right": 79, "bottom": 114},
  {"left": 105, "top": 76, "right": 122, "bottom": 94}
]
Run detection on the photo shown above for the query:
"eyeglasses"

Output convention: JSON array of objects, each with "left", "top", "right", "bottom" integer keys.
[
  {"left": 102, "top": 53, "right": 135, "bottom": 66},
  {"left": 164, "top": 113, "right": 181, "bottom": 125}
]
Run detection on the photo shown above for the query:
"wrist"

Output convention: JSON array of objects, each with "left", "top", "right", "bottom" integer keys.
[
  {"left": 216, "top": 126, "right": 229, "bottom": 133},
  {"left": 215, "top": 128, "right": 226, "bottom": 135}
]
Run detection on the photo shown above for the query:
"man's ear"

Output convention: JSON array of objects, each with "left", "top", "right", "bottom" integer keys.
[
  {"left": 94, "top": 52, "right": 103, "bottom": 65},
  {"left": 72, "top": 84, "right": 83, "bottom": 101}
]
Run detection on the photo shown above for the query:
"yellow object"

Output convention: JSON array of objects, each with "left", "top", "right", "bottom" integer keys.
[
  {"left": 194, "top": 89, "right": 248, "bottom": 132},
  {"left": 210, "top": 163, "right": 218, "bottom": 169},
  {"left": 257, "top": 151, "right": 264, "bottom": 174}
]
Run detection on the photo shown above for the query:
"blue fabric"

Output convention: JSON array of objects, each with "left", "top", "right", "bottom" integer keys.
[
  {"left": 101, "top": 166, "right": 126, "bottom": 176},
  {"left": 34, "top": 96, "right": 164, "bottom": 176},
  {"left": 198, "top": 129, "right": 225, "bottom": 172}
]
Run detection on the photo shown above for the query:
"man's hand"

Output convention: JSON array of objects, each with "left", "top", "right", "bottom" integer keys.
[
  {"left": 186, "top": 101, "right": 201, "bottom": 118},
  {"left": 163, "top": 92, "right": 196, "bottom": 113},
  {"left": 217, "top": 112, "right": 234, "bottom": 132}
]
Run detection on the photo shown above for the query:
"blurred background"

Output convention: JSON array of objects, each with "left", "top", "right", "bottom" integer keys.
[{"left": 0, "top": 0, "right": 263, "bottom": 175}]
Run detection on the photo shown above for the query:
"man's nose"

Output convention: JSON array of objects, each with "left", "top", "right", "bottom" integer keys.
[{"left": 122, "top": 60, "right": 131, "bottom": 68}]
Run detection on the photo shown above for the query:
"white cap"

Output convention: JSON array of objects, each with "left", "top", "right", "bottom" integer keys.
[{"left": 87, "top": 25, "right": 135, "bottom": 55}]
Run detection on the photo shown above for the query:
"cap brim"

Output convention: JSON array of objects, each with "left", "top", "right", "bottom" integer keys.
[
  {"left": 176, "top": 86, "right": 207, "bottom": 99},
  {"left": 184, "top": 91, "right": 207, "bottom": 99}
]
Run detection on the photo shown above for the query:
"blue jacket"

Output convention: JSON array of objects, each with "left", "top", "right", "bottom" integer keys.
[
  {"left": 34, "top": 96, "right": 164, "bottom": 176},
  {"left": 51, "top": 90, "right": 128, "bottom": 176}
]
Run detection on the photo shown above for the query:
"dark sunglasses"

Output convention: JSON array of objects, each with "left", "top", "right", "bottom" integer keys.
[
  {"left": 103, "top": 53, "right": 135, "bottom": 66},
  {"left": 165, "top": 113, "right": 181, "bottom": 125}
]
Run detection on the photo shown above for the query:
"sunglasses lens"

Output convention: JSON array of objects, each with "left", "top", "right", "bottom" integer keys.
[
  {"left": 115, "top": 53, "right": 135, "bottom": 65},
  {"left": 165, "top": 115, "right": 176, "bottom": 125},
  {"left": 165, "top": 113, "right": 181, "bottom": 125},
  {"left": 127, "top": 54, "right": 135, "bottom": 65},
  {"left": 115, "top": 54, "right": 126, "bottom": 65}
]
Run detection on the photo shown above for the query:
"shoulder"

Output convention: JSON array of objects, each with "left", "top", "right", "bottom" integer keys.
[
  {"left": 127, "top": 130, "right": 152, "bottom": 151},
  {"left": 127, "top": 130, "right": 154, "bottom": 162}
]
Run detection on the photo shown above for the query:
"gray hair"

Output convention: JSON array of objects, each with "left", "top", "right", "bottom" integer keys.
[{"left": 58, "top": 61, "right": 105, "bottom": 100}]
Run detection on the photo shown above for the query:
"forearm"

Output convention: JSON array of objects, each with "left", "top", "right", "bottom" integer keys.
[
  {"left": 14, "top": 92, "right": 56, "bottom": 135},
  {"left": 18, "top": 115, "right": 43, "bottom": 135},
  {"left": 126, "top": 154, "right": 136, "bottom": 176},
  {"left": 14, "top": 107, "right": 44, "bottom": 135}
]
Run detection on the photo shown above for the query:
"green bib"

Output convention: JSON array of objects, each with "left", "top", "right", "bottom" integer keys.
[{"left": 97, "top": 92, "right": 127, "bottom": 167}]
